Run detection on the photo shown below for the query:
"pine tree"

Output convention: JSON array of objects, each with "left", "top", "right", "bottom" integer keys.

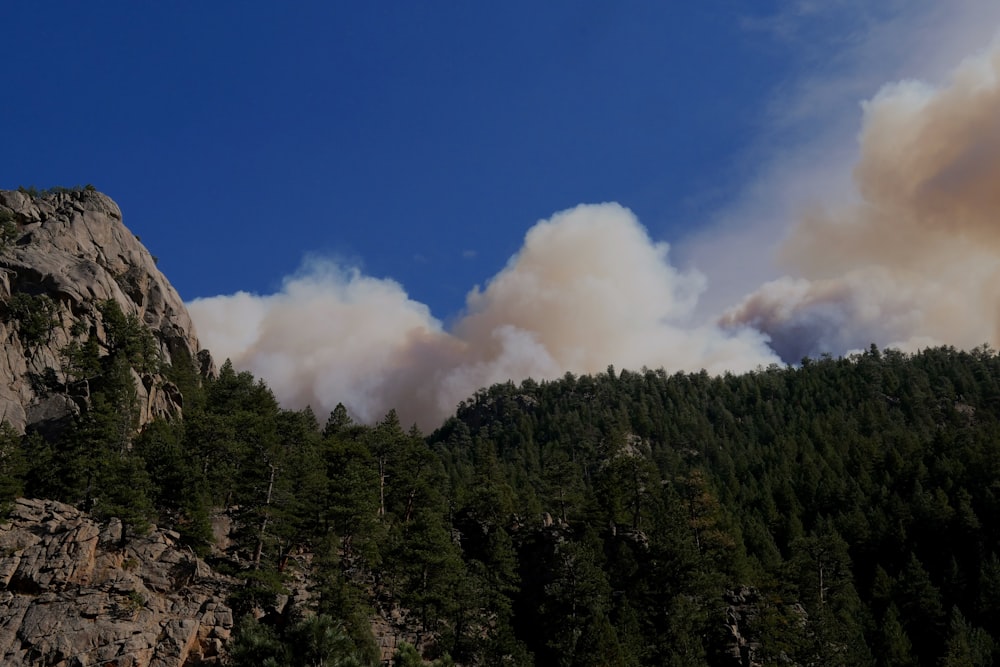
[{"left": 0, "top": 422, "right": 26, "bottom": 503}]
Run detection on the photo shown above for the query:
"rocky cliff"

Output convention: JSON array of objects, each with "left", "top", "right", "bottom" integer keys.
[
  {"left": 0, "top": 188, "right": 212, "bottom": 434},
  {"left": 0, "top": 497, "right": 237, "bottom": 666}
]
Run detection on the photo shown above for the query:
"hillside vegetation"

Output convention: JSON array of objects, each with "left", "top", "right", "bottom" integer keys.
[{"left": 4, "top": 342, "right": 1000, "bottom": 666}]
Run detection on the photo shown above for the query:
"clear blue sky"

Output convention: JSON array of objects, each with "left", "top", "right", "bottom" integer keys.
[{"left": 2, "top": 1, "right": 804, "bottom": 319}]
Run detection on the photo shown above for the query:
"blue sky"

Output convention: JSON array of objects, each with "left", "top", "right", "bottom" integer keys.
[
  {"left": 7, "top": 2, "right": 1000, "bottom": 426},
  {"left": 5, "top": 1, "right": 804, "bottom": 315}
]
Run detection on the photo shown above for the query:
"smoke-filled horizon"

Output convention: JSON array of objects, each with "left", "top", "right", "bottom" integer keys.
[
  {"left": 189, "top": 35, "right": 1000, "bottom": 430},
  {"left": 189, "top": 203, "right": 777, "bottom": 429},
  {"left": 722, "top": 39, "right": 1000, "bottom": 360}
]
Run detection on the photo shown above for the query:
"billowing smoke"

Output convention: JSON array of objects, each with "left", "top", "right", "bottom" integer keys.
[
  {"left": 189, "top": 203, "right": 777, "bottom": 429},
  {"left": 722, "top": 41, "right": 1000, "bottom": 360},
  {"left": 190, "top": 22, "right": 1000, "bottom": 428}
]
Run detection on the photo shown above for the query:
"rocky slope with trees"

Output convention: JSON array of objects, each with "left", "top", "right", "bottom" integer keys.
[
  {"left": 0, "top": 188, "right": 999, "bottom": 666},
  {"left": 0, "top": 187, "right": 211, "bottom": 436}
]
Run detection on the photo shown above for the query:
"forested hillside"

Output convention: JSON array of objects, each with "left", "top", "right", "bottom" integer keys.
[
  {"left": 5, "top": 342, "right": 1000, "bottom": 666},
  {"left": 430, "top": 345, "right": 1000, "bottom": 666}
]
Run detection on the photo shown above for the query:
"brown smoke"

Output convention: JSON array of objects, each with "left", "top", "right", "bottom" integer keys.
[
  {"left": 189, "top": 204, "right": 776, "bottom": 429},
  {"left": 722, "top": 42, "right": 1000, "bottom": 360}
]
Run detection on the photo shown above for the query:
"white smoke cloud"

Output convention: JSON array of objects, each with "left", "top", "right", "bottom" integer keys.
[
  {"left": 722, "top": 39, "right": 1000, "bottom": 359},
  {"left": 681, "top": 1, "right": 1000, "bottom": 321},
  {"left": 190, "top": 203, "right": 777, "bottom": 429}
]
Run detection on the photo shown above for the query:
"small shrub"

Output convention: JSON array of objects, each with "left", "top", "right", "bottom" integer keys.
[
  {"left": 114, "top": 589, "right": 146, "bottom": 618},
  {"left": 0, "top": 210, "right": 18, "bottom": 253},
  {"left": 16, "top": 185, "right": 93, "bottom": 198}
]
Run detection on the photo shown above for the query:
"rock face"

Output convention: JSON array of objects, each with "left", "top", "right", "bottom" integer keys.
[
  {"left": 0, "top": 497, "right": 237, "bottom": 666},
  {"left": 0, "top": 188, "right": 211, "bottom": 433}
]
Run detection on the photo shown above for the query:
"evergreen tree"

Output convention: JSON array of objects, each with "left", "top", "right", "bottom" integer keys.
[{"left": 0, "top": 421, "right": 26, "bottom": 503}]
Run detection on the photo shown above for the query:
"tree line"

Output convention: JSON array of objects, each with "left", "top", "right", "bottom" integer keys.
[{"left": 2, "top": 339, "right": 1000, "bottom": 665}]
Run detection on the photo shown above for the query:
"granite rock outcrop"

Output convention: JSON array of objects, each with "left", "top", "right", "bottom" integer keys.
[
  {"left": 0, "top": 188, "right": 212, "bottom": 433},
  {"left": 0, "top": 497, "right": 237, "bottom": 666}
]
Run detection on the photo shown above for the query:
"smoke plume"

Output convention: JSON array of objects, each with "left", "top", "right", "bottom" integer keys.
[
  {"left": 189, "top": 203, "right": 776, "bottom": 429},
  {"left": 190, "top": 22, "right": 1000, "bottom": 429},
  {"left": 722, "top": 41, "right": 1000, "bottom": 360}
]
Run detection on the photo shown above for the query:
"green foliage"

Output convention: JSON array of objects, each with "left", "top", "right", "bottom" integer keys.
[
  {"left": 17, "top": 184, "right": 95, "bottom": 197},
  {"left": 229, "top": 614, "right": 374, "bottom": 667},
  {"left": 285, "top": 614, "right": 372, "bottom": 667},
  {"left": 0, "top": 422, "right": 26, "bottom": 504},
  {"left": 91, "top": 450, "right": 155, "bottom": 536},
  {"left": 940, "top": 608, "right": 994, "bottom": 667},
  {"left": 5, "top": 292, "right": 58, "bottom": 347},
  {"left": 228, "top": 568, "right": 288, "bottom": 619},
  {"left": 18, "top": 339, "right": 1000, "bottom": 665},
  {"left": 0, "top": 208, "right": 18, "bottom": 252},
  {"left": 118, "top": 590, "right": 146, "bottom": 617},
  {"left": 386, "top": 506, "right": 466, "bottom": 637},
  {"left": 39, "top": 351, "right": 155, "bottom": 533},
  {"left": 394, "top": 642, "right": 454, "bottom": 667},
  {"left": 161, "top": 344, "right": 206, "bottom": 413},
  {"left": 228, "top": 616, "right": 287, "bottom": 667},
  {"left": 61, "top": 335, "right": 101, "bottom": 382},
  {"left": 424, "top": 345, "right": 1000, "bottom": 664},
  {"left": 132, "top": 418, "right": 213, "bottom": 553},
  {"left": 325, "top": 435, "right": 381, "bottom": 565},
  {"left": 98, "top": 299, "right": 161, "bottom": 373},
  {"left": 313, "top": 538, "right": 381, "bottom": 665},
  {"left": 21, "top": 431, "right": 61, "bottom": 500},
  {"left": 324, "top": 403, "right": 353, "bottom": 437},
  {"left": 540, "top": 539, "right": 620, "bottom": 666},
  {"left": 19, "top": 300, "right": 167, "bottom": 537}
]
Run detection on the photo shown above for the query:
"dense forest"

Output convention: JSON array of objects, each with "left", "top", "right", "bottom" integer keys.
[{"left": 3, "top": 332, "right": 1000, "bottom": 666}]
